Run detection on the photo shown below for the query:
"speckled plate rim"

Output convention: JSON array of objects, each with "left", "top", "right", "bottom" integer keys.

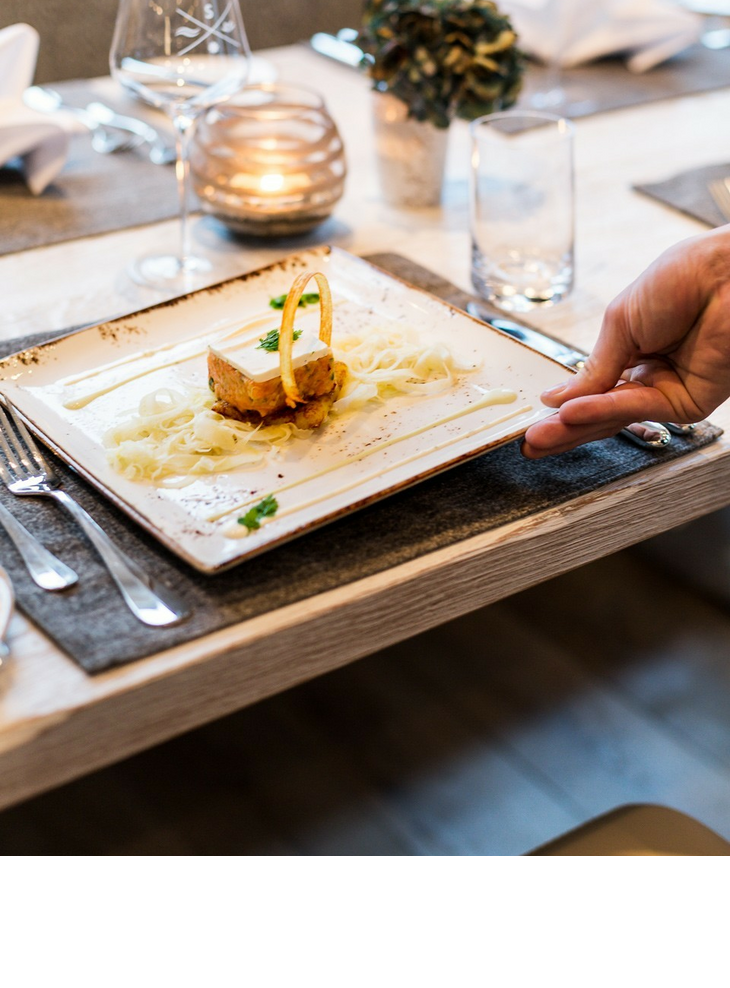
[{"left": 0, "top": 246, "right": 569, "bottom": 574}]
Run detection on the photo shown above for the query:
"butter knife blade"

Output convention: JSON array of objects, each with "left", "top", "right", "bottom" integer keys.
[
  {"left": 0, "top": 564, "right": 14, "bottom": 664},
  {"left": 465, "top": 301, "right": 672, "bottom": 450}
]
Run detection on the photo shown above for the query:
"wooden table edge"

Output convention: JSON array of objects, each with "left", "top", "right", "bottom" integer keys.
[{"left": 1, "top": 438, "right": 729, "bottom": 810}]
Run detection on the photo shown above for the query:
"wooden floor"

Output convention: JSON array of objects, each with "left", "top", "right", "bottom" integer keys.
[{"left": 2, "top": 543, "right": 730, "bottom": 855}]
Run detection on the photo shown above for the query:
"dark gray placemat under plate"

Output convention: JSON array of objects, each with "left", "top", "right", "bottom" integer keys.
[
  {"left": 635, "top": 161, "right": 730, "bottom": 227},
  {"left": 0, "top": 253, "right": 722, "bottom": 674}
]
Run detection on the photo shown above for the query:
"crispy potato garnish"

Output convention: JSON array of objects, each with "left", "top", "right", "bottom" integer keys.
[{"left": 279, "top": 271, "right": 333, "bottom": 407}]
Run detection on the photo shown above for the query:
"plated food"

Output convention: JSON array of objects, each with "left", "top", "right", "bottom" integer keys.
[
  {"left": 207, "top": 271, "right": 347, "bottom": 430},
  {"left": 0, "top": 247, "right": 568, "bottom": 572},
  {"left": 101, "top": 267, "right": 485, "bottom": 521}
]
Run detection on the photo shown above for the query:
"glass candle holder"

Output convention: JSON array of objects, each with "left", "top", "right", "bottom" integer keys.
[{"left": 190, "top": 83, "right": 346, "bottom": 236}]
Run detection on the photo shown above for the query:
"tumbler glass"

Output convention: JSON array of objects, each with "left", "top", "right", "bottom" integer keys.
[{"left": 470, "top": 110, "right": 574, "bottom": 312}]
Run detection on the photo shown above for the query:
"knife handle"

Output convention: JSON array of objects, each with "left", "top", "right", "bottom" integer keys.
[{"left": 620, "top": 421, "right": 671, "bottom": 449}]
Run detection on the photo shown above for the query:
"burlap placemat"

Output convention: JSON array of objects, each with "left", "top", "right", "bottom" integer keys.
[
  {"left": 0, "top": 252, "right": 722, "bottom": 673},
  {"left": 635, "top": 161, "right": 730, "bottom": 227}
]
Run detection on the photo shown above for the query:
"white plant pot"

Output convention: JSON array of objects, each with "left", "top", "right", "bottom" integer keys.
[{"left": 372, "top": 91, "right": 449, "bottom": 208}]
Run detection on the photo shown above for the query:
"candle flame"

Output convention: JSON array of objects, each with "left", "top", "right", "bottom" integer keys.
[{"left": 260, "top": 173, "right": 285, "bottom": 193}]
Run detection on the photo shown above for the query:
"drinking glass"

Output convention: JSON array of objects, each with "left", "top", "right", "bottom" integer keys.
[
  {"left": 110, "top": 0, "right": 251, "bottom": 291},
  {"left": 469, "top": 110, "right": 574, "bottom": 313}
]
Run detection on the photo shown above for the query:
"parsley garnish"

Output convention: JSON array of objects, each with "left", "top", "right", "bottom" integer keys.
[
  {"left": 238, "top": 495, "right": 279, "bottom": 531},
  {"left": 257, "top": 327, "right": 303, "bottom": 352},
  {"left": 269, "top": 292, "right": 320, "bottom": 310}
]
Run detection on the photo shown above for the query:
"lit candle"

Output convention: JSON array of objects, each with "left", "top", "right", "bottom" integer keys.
[
  {"left": 259, "top": 172, "right": 285, "bottom": 194},
  {"left": 190, "top": 83, "right": 347, "bottom": 236}
]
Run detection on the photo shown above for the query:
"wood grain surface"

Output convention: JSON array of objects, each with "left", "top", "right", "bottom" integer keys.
[{"left": 3, "top": 548, "right": 730, "bottom": 854}]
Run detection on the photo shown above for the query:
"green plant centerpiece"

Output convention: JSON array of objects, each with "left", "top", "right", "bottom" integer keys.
[{"left": 357, "top": 0, "right": 524, "bottom": 129}]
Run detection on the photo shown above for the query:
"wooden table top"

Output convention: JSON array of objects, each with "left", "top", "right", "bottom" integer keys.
[{"left": 2, "top": 44, "right": 730, "bottom": 810}]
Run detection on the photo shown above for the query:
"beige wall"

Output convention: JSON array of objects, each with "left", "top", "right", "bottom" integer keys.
[{"left": 1, "top": 0, "right": 363, "bottom": 83}]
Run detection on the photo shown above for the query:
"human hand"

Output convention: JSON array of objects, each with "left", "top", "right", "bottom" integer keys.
[{"left": 522, "top": 226, "right": 730, "bottom": 458}]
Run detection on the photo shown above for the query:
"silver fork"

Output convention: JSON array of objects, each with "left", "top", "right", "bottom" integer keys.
[
  {"left": 0, "top": 398, "right": 188, "bottom": 627},
  {"left": 85, "top": 103, "right": 176, "bottom": 165},
  {"left": 24, "top": 87, "right": 149, "bottom": 158},
  {"left": 0, "top": 500, "right": 77, "bottom": 590},
  {"left": 91, "top": 129, "right": 146, "bottom": 156},
  {"left": 709, "top": 178, "right": 730, "bottom": 222}
]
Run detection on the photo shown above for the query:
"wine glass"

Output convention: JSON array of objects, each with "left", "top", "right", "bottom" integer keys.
[
  {"left": 110, "top": 0, "right": 251, "bottom": 291},
  {"left": 527, "top": 0, "right": 596, "bottom": 117}
]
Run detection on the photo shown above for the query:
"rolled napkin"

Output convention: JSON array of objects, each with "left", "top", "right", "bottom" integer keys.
[
  {"left": 0, "top": 22, "right": 84, "bottom": 194},
  {"left": 500, "top": 0, "right": 702, "bottom": 73}
]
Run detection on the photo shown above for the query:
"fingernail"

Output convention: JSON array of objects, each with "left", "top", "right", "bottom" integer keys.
[{"left": 541, "top": 381, "right": 570, "bottom": 399}]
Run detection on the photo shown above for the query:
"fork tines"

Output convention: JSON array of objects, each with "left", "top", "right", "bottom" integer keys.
[{"left": 0, "top": 397, "right": 55, "bottom": 484}]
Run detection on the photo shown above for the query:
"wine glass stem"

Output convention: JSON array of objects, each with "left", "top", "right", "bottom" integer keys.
[
  {"left": 171, "top": 107, "right": 196, "bottom": 270},
  {"left": 545, "top": 59, "right": 563, "bottom": 101}
]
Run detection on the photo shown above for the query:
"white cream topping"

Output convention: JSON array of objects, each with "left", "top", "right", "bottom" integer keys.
[
  {"left": 209, "top": 332, "right": 331, "bottom": 384},
  {"left": 209, "top": 388, "right": 521, "bottom": 525},
  {"left": 222, "top": 397, "right": 527, "bottom": 538}
]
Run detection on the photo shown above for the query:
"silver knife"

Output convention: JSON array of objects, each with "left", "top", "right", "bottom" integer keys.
[
  {"left": 309, "top": 31, "right": 369, "bottom": 68},
  {"left": 0, "top": 564, "right": 14, "bottom": 665},
  {"left": 465, "top": 300, "right": 673, "bottom": 450}
]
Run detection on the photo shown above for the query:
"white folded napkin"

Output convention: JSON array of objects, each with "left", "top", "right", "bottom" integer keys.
[
  {"left": 500, "top": 0, "right": 703, "bottom": 73},
  {"left": 0, "top": 22, "right": 84, "bottom": 194}
]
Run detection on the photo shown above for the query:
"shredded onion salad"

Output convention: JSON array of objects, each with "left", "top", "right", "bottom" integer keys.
[
  {"left": 103, "top": 325, "right": 480, "bottom": 487},
  {"left": 104, "top": 389, "right": 304, "bottom": 488},
  {"left": 331, "top": 327, "right": 478, "bottom": 414}
]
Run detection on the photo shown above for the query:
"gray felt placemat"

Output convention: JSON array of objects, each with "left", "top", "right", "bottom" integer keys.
[
  {"left": 0, "top": 80, "right": 181, "bottom": 257},
  {"left": 0, "top": 252, "right": 722, "bottom": 674},
  {"left": 520, "top": 43, "right": 730, "bottom": 119},
  {"left": 635, "top": 160, "right": 730, "bottom": 227}
]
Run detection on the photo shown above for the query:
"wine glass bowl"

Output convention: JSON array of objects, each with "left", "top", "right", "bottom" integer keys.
[
  {"left": 110, "top": 0, "right": 251, "bottom": 291},
  {"left": 521, "top": 0, "right": 597, "bottom": 117}
]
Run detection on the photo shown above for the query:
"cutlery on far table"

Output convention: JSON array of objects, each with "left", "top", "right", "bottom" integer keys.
[
  {"left": 23, "top": 86, "right": 142, "bottom": 155},
  {"left": 85, "top": 102, "right": 175, "bottom": 165},
  {"left": 23, "top": 87, "right": 174, "bottom": 163},
  {"left": 309, "top": 30, "right": 368, "bottom": 68},
  {"left": 702, "top": 28, "right": 730, "bottom": 49},
  {"left": 465, "top": 301, "right": 698, "bottom": 449},
  {"left": 0, "top": 398, "right": 188, "bottom": 628}
]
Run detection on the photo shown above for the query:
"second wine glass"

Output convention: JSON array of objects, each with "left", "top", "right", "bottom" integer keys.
[
  {"left": 525, "top": 0, "right": 596, "bottom": 117},
  {"left": 110, "top": 0, "right": 251, "bottom": 291}
]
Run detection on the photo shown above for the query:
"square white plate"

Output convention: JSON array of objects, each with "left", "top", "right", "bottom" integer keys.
[{"left": 0, "top": 247, "right": 567, "bottom": 573}]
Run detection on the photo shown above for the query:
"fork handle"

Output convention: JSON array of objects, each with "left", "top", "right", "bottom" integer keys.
[
  {"left": 50, "top": 490, "right": 187, "bottom": 627},
  {"left": 0, "top": 501, "right": 78, "bottom": 591}
]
